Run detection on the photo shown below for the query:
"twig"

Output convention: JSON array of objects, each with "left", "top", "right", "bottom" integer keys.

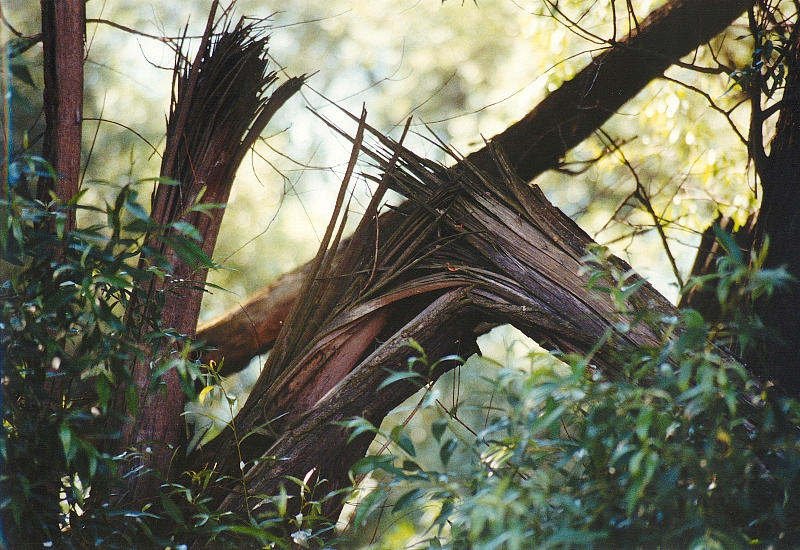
[
  {"left": 600, "top": 129, "right": 685, "bottom": 289},
  {"left": 661, "top": 75, "right": 749, "bottom": 147},
  {"left": 82, "top": 116, "right": 161, "bottom": 157}
]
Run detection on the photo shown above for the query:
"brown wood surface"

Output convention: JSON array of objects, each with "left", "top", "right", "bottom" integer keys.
[
  {"left": 186, "top": 0, "right": 753, "bottom": 522},
  {"left": 40, "top": 0, "right": 85, "bottom": 232}
]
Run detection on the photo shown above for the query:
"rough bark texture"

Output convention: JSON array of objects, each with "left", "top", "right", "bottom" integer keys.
[
  {"left": 186, "top": 0, "right": 752, "bottom": 524},
  {"left": 118, "top": 12, "right": 304, "bottom": 503},
  {"left": 40, "top": 0, "right": 85, "bottom": 232}
]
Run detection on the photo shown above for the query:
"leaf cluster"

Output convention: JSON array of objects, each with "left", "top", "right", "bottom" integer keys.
[
  {"left": 352, "top": 237, "right": 800, "bottom": 549},
  {"left": 0, "top": 171, "right": 214, "bottom": 547}
]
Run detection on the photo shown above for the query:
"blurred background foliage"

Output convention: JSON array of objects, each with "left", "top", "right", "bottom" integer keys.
[{"left": 6, "top": 0, "right": 755, "bottom": 316}]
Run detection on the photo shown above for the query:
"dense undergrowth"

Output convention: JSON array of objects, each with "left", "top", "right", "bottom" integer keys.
[
  {"left": 349, "top": 239, "right": 800, "bottom": 549},
  {"left": 2, "top": 163, "right": 800, "bottom": 549}
]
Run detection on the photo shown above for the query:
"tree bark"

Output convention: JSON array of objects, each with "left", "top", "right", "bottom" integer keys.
[
  {"left": 199, "top": 0, "right": 753, "bottom": 374},
  {"left": 187, "top": 0, "right": 753, "bottom": 524},
  {"left": 40, "top": 0, "right": 85, "bottom": 232}
]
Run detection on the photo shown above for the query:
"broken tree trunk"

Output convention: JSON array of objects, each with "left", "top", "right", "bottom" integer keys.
[
  {"left": 117, "top": 9, "right": 304, "bottom": 504},
  {"left": 187, "top": 0, "right": 752, "bottom": 523},
  {"left": 195, "top": 125, "right": 689, "bottom": 519},
  {"left": 197, "top": 0, "right": 753, "bottom": 375}
]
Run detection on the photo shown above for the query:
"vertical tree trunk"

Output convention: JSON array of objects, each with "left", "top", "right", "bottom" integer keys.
[
  {"left": 752, "top": 24, "right": 800, "bottom": 395},
  {"left": 116, "top": 11, "right": 304, "bottom": 504},
  {"left": 40, "top": 0, "right": 84, "bottom": 232}
]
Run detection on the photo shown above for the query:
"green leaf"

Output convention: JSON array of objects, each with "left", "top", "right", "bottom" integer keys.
[
  {"left": 391, "top": 426, "right": 416, "bottom": 457},
  {"left": 170, "top": 221, "right": 202, "bottom": 242},
  {"left": 432, "top": 418, "right": 448, "bottom": 442},
  {"left": 440, "top": 438, "right": 457, "bottom": 466},
  {"left": 339, "top": 417, "right": 377, "bottom": 444},
  {"left": 10, "top": 61, "right": 35, "bottom": 87},
  {"left": 160, "top": 494, "right": 184, "bottom": 525},
  {"left": 217, "top": 525, "right": 283, "bottom": 544},
  {"left": 125, "top": 384, "right": 139, "bottom": 417},
  {"left": 353, "top": 489, "right": 384, "bottom": 527},
  {"left": 351, "top": 455, "right": 404, "bottom": 478},
  {"left": 162, "top": 235, "right": 214, "bottom": 269},
  {"left": 393, "top": 488, "right": 423, "bottom": 514},
  {"left": 95, "top": 375, "right": 111, "bottom": 408},
  {"left": 713, "top": 224, "right": 743, "bottom": 265},
  {"left": 635, "top": 405, "right": 654, "bottom": 441},
  {"left": 94, "top": 273, "right": 130, "bottom": 289},
  {"left": 378, "top": 369, "right": 425, "bottom": 389},
  {"left": 276, "top": 485, "right": 288, "bottom": 517},
  {"left": 124, "top": 199, "right": 152, "bottom": 222},
  {"left": 405, "top": 338, "right": 426, "bottom": 356},
  {"left": 59, "top": 424, "right": 75, "bottom": 463},
  {"left": 186, "top": 202, "right": 225, "bottom": 216},
  {"left": 528, "top": 404, "right": 567, "bottom": 435}
]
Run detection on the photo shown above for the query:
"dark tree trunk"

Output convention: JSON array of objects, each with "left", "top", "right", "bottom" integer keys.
[
  {"left": 39, "top": 0, "right": 85, "bottom": 232},
  {"left": 751, "top": 23, "right": 800, "bottom": 395}
]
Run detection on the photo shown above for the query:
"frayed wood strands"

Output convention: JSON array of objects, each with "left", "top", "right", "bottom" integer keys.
[
  {"left": 157, "top": 16, "right": 304, "bottom": 229},
  {"left": 195, "top": 117, "right": 677, "bottom": 513},
  {"left": 119, "top": 10, "right": 304, "bottom": 503}
]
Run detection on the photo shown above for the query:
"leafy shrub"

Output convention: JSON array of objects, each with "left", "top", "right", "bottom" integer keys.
[
  {"left": 0, "top": 161, "right": 212, "bottom": 545},
  {"left": 352, "top": 238, "right": 800, "bottom": 549},
  {"left": 0, "top": 165, "right": 337, "bottom": 548}
]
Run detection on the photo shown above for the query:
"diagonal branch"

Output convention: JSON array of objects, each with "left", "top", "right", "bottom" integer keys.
[
  {"left": 198, "top": 0, "right": 751, "bottom": 373},
  {"left": 462, "top": 0, "right": 753, "bottom": 183}
]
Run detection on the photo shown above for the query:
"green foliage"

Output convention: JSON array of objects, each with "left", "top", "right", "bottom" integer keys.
[
  {"left": 0, "top": 168, "right": 206, "bottom": 545},
  {"left": 0, "top": 170, "right": 336, "bottom": 548},
  {"left": 352, "top": 240, "right": 800, "bottom": 549},
  {"left": 729, "top": 28, "right": 790, "bottom": 99}
]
